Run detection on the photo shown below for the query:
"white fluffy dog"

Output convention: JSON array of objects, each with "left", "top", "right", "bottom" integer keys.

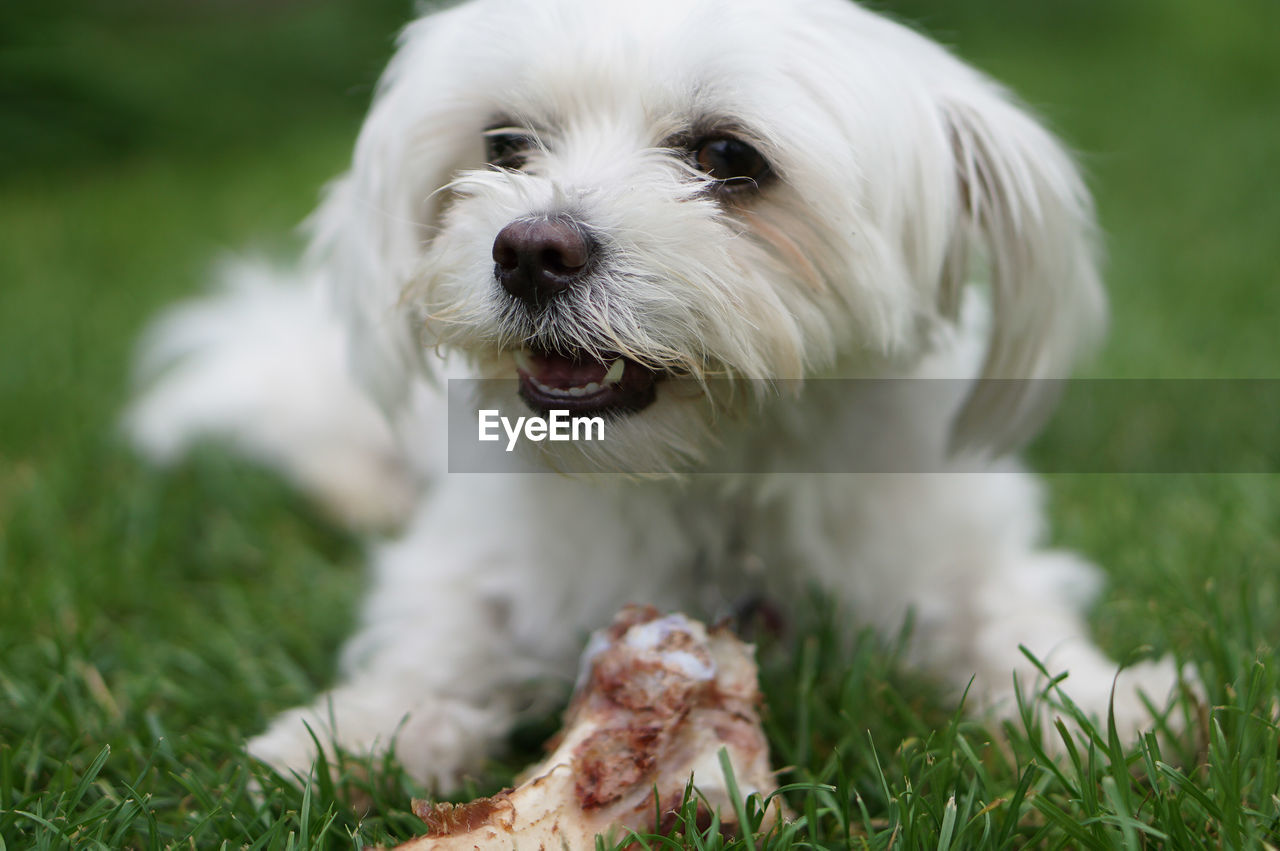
[{"left": 128, "top": 0, "right": 1185, "bottom": 789}]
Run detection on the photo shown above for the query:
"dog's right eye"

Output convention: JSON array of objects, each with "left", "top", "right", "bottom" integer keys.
[
  {"left": 691, "top": 136, "right": 770, "bottom": 191},
  {"left": 484, "top": 131, "right": 535, "bottom": 170}
]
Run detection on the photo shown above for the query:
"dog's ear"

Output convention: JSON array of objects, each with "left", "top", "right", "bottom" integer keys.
[
  {"left": 939, "top": 84, "right": 1106, "bottom": 454},
  {"left": 305, "top": 8, "right": 476, "bottom": 415}
]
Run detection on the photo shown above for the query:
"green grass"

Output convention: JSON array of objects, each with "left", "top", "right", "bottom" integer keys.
[{"left": 2, "top": 0, "right": 1278, "bottom": 847}]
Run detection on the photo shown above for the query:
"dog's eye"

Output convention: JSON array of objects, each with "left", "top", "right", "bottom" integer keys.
[
  {"left": 485, "top": 131, "right": 536, "bottom": 170},
  {"left": 692, "top": 137, "right": 770, "bottom": 189}
]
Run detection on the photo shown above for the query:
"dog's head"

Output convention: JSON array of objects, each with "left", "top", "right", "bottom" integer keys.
[{"left": 311, "top": 0, "right": 1103, "bottom": 471}]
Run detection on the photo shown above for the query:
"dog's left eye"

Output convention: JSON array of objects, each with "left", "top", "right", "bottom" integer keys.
[
  {"left": 691, "top": 137, "right": 770, "bottom": 189},
  {"left": 485, "top": 131, "right": 535, "bottom": 170}
]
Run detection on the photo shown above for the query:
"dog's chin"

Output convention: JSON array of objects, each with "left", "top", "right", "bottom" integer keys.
[
  {"left": 461, "top": 351, "right": 722, "bottom": 475},
  {"left": 513, "top": 347, "right": 661, "bottom": 418}
]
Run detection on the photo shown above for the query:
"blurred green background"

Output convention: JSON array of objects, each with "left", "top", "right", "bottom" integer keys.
[{"left": 1, "top": 0, "right": 1278, "bottom": 845}]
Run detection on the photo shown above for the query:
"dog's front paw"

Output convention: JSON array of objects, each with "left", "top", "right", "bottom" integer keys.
[
  {"left": 1103, "top": 657, "right": 1199, "bottom": 738},
  {"left": 247, "top": 684, "right": 512, "bottom": 791},
  {"left": 1007, "top": 651, "right": 1200, "bottom": 753}
]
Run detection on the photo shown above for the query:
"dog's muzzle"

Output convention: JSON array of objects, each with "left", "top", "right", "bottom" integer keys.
[{"left": 494, "top": 216, "right": 661, "bottom": 417}]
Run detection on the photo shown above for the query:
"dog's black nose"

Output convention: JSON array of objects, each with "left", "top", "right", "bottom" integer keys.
[{"left": 492, "top": 217, "right": 591, "bottom": 305}]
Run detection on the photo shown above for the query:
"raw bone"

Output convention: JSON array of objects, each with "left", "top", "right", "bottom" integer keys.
[{"left": 392, "top": 606, "right": 783, "bottom": 850}]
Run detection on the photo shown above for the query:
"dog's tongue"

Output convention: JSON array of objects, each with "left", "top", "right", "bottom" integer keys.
[{"left": 522, "top": 350, "right": 610, "bottom": 389}]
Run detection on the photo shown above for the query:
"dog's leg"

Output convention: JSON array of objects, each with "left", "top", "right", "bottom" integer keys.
[
  {"left": 248, "top": 475, "right": 696, "bottom": 789},
  {"left": 795, "top": 470, "right": 1185, "bottom": 742},
  {"left": 959, "top": 549, "right": 1188, "bottom": 741}
]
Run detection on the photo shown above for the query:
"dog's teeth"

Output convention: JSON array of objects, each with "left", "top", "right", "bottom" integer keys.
[
  {"left": 522, "top": 360, "right": 610, "bottom": 398},
  {"left": 602, "top": 359, "right": 625, "bottom": 386},
  {"left": 560, "top": 382, "right": 599, "bottom": 398},
  {"left": 527, "top": 373, "right": 607, "bottom": 398},
  {"left": 533, "top": 378, "right": 560, "bottom": 396}
]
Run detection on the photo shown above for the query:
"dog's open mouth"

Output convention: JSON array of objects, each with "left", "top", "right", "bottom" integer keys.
[{"left": 515, "top": 348, "right": 659, "bottom": 416}]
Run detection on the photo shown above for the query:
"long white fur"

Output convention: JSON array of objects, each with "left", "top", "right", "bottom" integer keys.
[{"left": 128, "top": 0, "right": 1183, "bottom": 788}]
